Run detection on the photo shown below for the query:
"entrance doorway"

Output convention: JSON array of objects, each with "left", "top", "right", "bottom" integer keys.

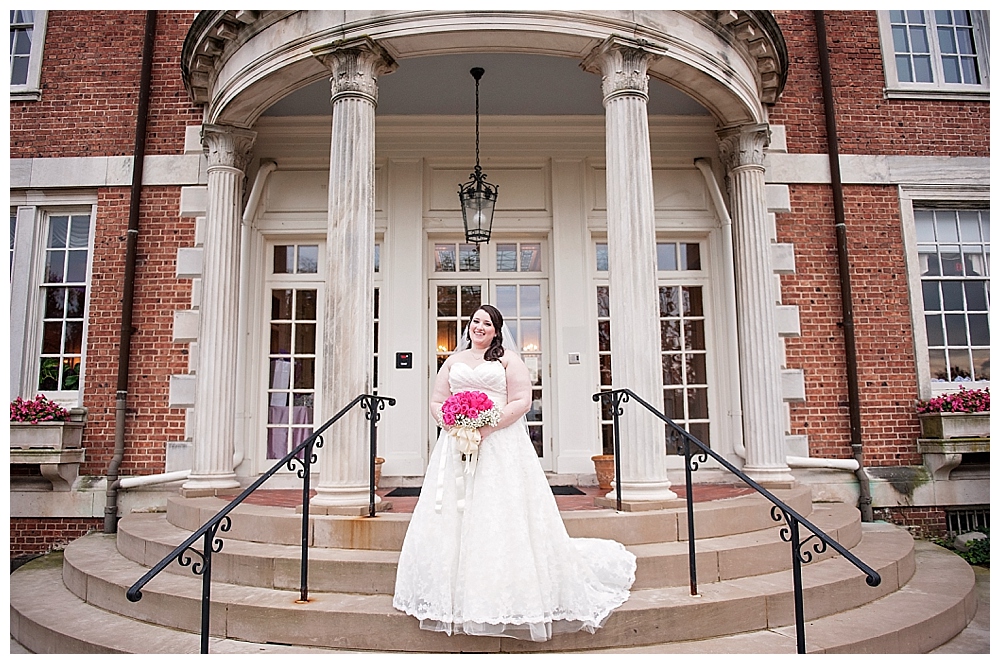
[{"left": 429, "top": 239, "right": 551, "bottom": 467}]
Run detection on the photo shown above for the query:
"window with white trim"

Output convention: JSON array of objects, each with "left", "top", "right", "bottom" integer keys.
[
  {"left": 915, "top": 208, "right": 989, "bottom": 383},
  {"left": 878, "top": 10, "right": 990, "bottom": 99},
  {"left": 10, "top": 10, "right": 47, "bottom": 100},
  {"left": 10, "top": 209, "right": 17, "bottom": 278},
  {"left": 9, "top": 203, "right": 95, "bottom": 405},
  {"left": 594, "top": 240, "right": 712, "bottom": 454}
]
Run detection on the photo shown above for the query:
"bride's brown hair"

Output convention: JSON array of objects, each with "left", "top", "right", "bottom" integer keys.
[{"left": 472, "top": 305, "right": 505, "bottom": 362}]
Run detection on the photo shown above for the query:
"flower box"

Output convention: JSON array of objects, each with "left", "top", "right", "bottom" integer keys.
[
  {"left": 9, "top": 419, "right": 85, "bottom": 450},
  {"left": 918, "top": 411, "right": 990, "bottom": 440}
]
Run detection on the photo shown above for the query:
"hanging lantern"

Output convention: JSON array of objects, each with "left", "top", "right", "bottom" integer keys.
[{"left": 458, "top": 67, "right": 498, "bottom": 244}]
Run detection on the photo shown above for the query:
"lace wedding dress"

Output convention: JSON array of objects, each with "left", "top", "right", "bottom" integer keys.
[{"left": 392, "top": 360, "right": 637, "bottom": 642}]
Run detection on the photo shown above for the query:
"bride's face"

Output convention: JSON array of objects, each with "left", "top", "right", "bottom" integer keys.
[{"left": 468, "top": 309, "right": 496, "bottom": 350}]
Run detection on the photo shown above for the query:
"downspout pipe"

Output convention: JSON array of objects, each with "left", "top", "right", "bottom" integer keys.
[
  {"left": 104, "top": 10, "right": 157, "bottom": 534},
  {"left": 815, "top": 11, "right": 874, "bottom": 521},
  {"left": 233, "top": 160, "right": 277, "bottom": 469}
]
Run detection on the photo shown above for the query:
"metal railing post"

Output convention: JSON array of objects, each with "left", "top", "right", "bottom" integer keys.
[
  {"left": 683, "top": 434, "right": 699, "bottom": 597},
  {"left": 592, "top": 387, "right": 880, "bottom": 654},
  {"left": 296, "top": 433, "right": 322, "bottom": 603},
  {"left": 790, "top": 517, "right": 807, "bottom": 654},
  {"left": 200, "top": 527, "right": 213, "bottom": 654},
  {"left": 126, "top": 393, "right": 395, "bottom": 654},
  {"left": 363, "top": 396, "right": 383, "bottom": 518},
  {"left": 611, "top": 391, "right": 624, "bottom": 512}
]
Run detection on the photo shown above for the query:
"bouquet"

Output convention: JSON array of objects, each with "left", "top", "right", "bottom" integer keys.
[{"left": 441, "top": 390, "right": 502, "bottom": 473}]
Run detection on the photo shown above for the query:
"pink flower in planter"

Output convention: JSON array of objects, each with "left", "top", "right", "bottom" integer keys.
[
  {"left": 916, "top": 387, "right": 989, "bottom": 414},
  {"left": 9, "top": 395, "right": 69, "bottom": 423}
]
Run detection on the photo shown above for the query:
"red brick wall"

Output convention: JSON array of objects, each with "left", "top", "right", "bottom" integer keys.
[
  {"left": 770, "top": 10, "right": 989, "bottom": 157},
  {"left": 778, "top": 185, "right": 923, "bottom": 466},
  {"left": 9, "top": 10, "right": 200, "bottom": 159},
  {"left": 11, "top": 518, "right": 104, "bottom": 559},
  {"left": 81, "top": 188, "right": 194, "bottom": 476},
  {"left": 873, "top": 507, "right": 948, "bottom": 539}
]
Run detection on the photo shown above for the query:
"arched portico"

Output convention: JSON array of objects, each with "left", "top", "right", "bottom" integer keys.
[
  {"left": 180, "top": 10, "right": 795, "bottom": 502},
  {"left": 183, "top": 10, "right": 785, "bottom": 130}
]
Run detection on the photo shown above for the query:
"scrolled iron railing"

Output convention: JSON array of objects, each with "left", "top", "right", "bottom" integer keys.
[
  {"left": 126, "top": 393, "right": 395, "bottom": 654},
  {"left": 593, "top": 388, "right": 881, "bottom": 654}
]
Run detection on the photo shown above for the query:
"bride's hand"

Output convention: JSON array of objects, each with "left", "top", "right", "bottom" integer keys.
[{"left": 477, "top": 425, "right": 496, "bottom": 441}]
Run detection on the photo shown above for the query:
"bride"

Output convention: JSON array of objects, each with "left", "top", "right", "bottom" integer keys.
[{"left": 392, "top": 305, "right": 636, "bottom": 642}]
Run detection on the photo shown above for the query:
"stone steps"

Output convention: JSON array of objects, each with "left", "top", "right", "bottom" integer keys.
[
  {"left": 11, "top": 527, "right": 974, "bottom": 653},
  {"left": 45, "top": 521, "right": 910, "bottom": 652},
  {"left": 163, "top": 487, "right": 815, "bottom": 549},
  {"left": 596, "top": 541, "right": 977, "bottom": 654},
  {"left": 116, "top": 502, "right": 861, "bottom": 593},
  {"left": 10, "top": 483, "right": 979, "bottom": 654}
]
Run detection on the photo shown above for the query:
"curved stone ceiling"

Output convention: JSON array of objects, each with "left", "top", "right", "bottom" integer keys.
[{"left": 262, "top": 52, "right": 711, "bottom": 117}]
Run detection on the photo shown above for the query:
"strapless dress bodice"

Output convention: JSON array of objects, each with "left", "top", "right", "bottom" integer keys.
[{"left": 448, "top": 361, "right": 507, "bottom": 409}]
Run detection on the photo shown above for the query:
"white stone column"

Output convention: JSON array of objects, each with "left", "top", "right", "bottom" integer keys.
[
  {"left": 583, "top": 37, "right": 676, "bottom": 502},
  {"left": 183, "top": 124, "right": 256, "bottom": 494},
  {"left": 718, "top": 124, "right": 795, "bottom": 485},
  {"left": 310, "top": 38, "right": 396, "bottom": 508}
]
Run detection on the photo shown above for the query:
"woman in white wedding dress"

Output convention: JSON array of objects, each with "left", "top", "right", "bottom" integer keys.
[{"left": 392, "top": 305, "right": 636, "bottom": 642}]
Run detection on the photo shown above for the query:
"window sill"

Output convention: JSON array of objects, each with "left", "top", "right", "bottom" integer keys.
[
  {"left": 10, "top": 89, "right": 42, "bottom": 102},
  {"left": 884, "top": 87, "right": 990, "bottom": 102}
]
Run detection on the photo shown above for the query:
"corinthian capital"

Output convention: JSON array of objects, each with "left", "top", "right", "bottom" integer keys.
[
  {"left": 311, "top": 37, "right": 398, "bottom": 106},
  {"left": 581, "top": 35, "right": 667, "bottom": 103},
  {"left": 717, "top": 124, "right": 770, "bottom": 170},
  {"left": 202, "top": 125, "right": 257, "bottom": 173}
]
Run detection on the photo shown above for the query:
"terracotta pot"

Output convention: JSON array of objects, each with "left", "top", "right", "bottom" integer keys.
[
  {"left": 918, "top": 412, "right": 990, "bottom": 439},
  {"left": 591, "top": 454, "right": 615, "bottom": 491},
  {"left": 374, "top": 457, "right": 385, "bottom": 489}
]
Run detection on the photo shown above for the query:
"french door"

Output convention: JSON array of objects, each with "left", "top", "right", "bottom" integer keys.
[{"left": 429, "top": 239, "right": 551, "bottom": 467}]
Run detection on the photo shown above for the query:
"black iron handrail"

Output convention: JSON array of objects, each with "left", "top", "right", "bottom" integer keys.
[
  {"left": 126, "top": 393, "right": 395, "bottom": 654},
  {"left": 593, "top": 388, "right": 880, "bottom": 654}
]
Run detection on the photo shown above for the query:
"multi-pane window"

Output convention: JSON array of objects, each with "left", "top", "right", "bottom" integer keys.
[
  {"left": 595, "top": 284, "right": 614, "bottom": 454},
  {"left": 9, "top": 10, "right": 34, "bottom": 85},
  {"left": 881, "top": 10, "right": 989, "bottom": 95},
  {"left": 267, "top": 287, "right": 318, "bottom": 459},
  {"left": 659, "top": 285, "right": 710, "bottom": 446},
  {"left": 434, "top": 242, "right": 480, "bottom": 272},
  {"left": 10, "top": 210, "right": 16, "bottom": 278},
  {"left": 38, "top": 214, "right": 91, "bottom": 391},
  {"left": 595, "top": 240, "right": 711, "bottom": 453},
  {"left": 496, "top": 284, "right": 544, "bottom": 455},
  {"left": 435, "top": 284, "right": 482, "bottom": 370},
  {"left": 916, "top": 208, "right": 990, "bottom": 382},
  {"left": 9, "top": 10, "right": 45, "bottom": 97},
  {"left": 267, "top": 244, "right": 318, "bottom": 459},
  {"left": 496, "top": 242, "right": 542, "bottom": 273}
]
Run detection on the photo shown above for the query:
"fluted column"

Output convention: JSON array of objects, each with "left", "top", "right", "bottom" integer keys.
[
  {"left": 310, "top": 38, "right": 397, "bottom": 507},
  {"left": 718, "top": 124, "right": 795, "bottom": 484},
  {"left": 583, "top": 37, "right": 676, "bottom": 502},
  {"left": 183, "top": 124, "right": 256, "bottom": 493}
]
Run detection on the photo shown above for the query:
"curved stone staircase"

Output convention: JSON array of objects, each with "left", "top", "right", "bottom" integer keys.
[{"left": 10, "top": 486, "right": 977, "bottom": 653}]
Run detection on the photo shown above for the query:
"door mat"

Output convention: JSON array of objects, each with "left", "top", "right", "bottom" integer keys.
[
  {"left": 386, "top": 487, "right": 421, "bottom": 497},
  {"left": 550, "top": 485, "right": 586, "bottom": 495}
]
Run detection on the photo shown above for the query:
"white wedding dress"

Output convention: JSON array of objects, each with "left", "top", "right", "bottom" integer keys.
[{"left": 392, "top": 360, "right": 637, "bottom": 642}]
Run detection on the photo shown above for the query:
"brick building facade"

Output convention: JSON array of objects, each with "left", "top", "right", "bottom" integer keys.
[{"left": 9, "top": 10, "right": 989, "bottom": 559}]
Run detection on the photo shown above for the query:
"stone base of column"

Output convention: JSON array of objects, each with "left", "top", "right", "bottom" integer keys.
[
  {"left": 181, "top": 473, "right": 240, "bottom": 496},
  {"left": 594, "top": 495, "right": 686, "bottom": 511},
  {"left": 303, "top": 500, "right": 391, "bottom": 516},
  {"left": 605, "top": 480, "right": 678, "bottom": 503},
  {"left": 312, "top": 485, "right": 381, "bottom": 508},
  {"left": 743, "top": 465, "right": 797, "bottom": 488}
]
